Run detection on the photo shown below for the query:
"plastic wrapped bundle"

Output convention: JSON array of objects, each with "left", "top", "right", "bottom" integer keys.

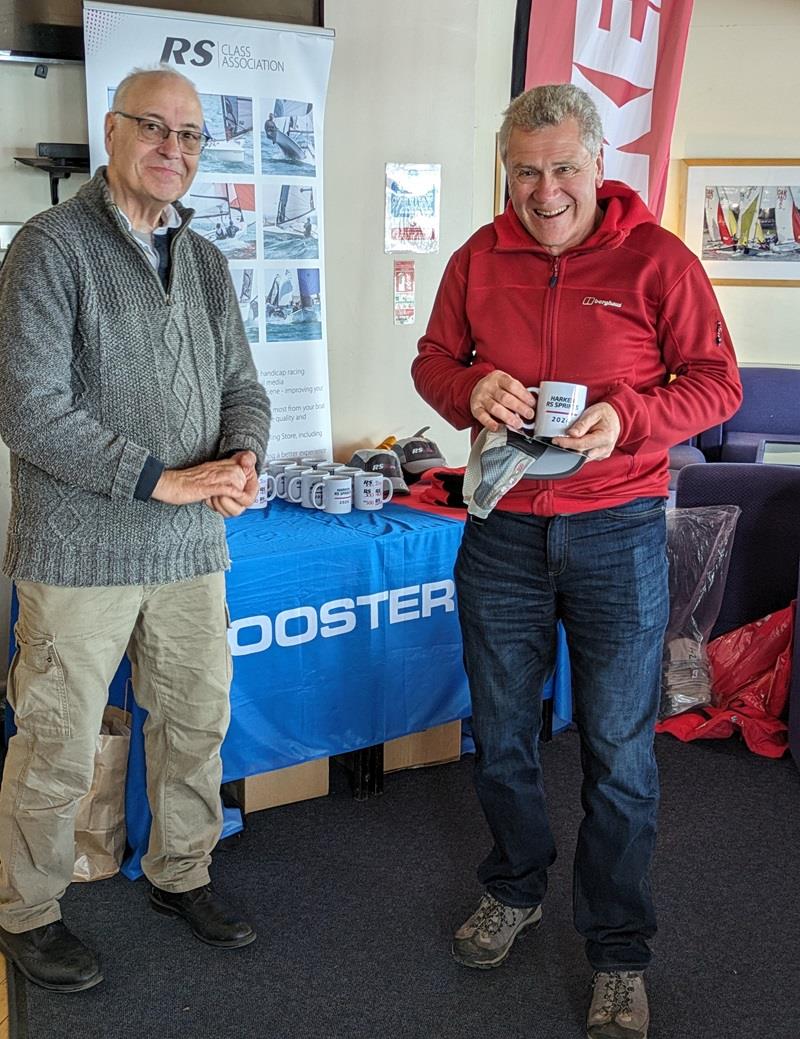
[{"left": 659, "top": 505, "right": 740, "bottom": 718}]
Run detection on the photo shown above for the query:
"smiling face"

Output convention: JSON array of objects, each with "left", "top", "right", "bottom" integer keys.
[
  {"left": 505, "top": 118, "right": 604, "bottom": 256},
  {"left": 104, "top": 74, "right": 203, "bottom": 222}
]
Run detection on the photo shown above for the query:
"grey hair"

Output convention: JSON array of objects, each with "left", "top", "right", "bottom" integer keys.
[
  {"left": 498, "top": 84, "right": 604, "bottom": 164},
  {"left": 112, "top": 65, "right": 199, "bottom": 112}
]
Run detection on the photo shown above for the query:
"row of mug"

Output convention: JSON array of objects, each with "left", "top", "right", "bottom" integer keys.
[{"left": 250, "top": 461, "right": 393, "bottom": 514}]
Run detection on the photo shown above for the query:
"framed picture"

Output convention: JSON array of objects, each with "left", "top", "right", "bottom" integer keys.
[
  {"left": 680, "top": 159, "right": 800, "bottom": 286},
  {"left": 493, "top": 133, "right": 507, "bottom": 217}
]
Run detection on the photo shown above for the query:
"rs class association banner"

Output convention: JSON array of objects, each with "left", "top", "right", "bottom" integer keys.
[
  {"left": 513, "top": 0, "right": 693, "bottom": 220},
  {"left": 84, "top": 2, "right": 334, "bottom": 459}
]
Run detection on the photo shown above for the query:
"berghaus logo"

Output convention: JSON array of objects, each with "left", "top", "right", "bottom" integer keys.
[{"left": 582, "top": 296, "right": 622, "bottom": 308}]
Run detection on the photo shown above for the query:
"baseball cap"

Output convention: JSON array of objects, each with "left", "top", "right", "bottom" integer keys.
[
  {"left": 347, "top": 449, "right": 410, "bottom": 494},
  {"left": 506, "top": 429, "right": 588, "bottom": 479},
  {"left": 463, "top": 427, "right": 587, "bottom": 520},
  {"left": 392, "top": 426, "right": 447, "bottom": 480}
]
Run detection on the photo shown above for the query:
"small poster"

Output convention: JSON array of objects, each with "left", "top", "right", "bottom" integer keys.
[
  {"left": 393, "top": 259, "right": 416, "bottom": 325},
  {"left": 384, "top": 163, "right": 440, "bottom": 254}
]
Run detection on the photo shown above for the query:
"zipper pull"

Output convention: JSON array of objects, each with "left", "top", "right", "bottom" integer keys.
[{"left": 549, "top": 257, "right": 560, "bottom": 288}]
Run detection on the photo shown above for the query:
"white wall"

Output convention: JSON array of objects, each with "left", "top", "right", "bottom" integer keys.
[
  {"left": 0, "top": 0, "right": 798, "bottom": 679},
  {"left": 322, "top": 0, "right": 514, "bottom": 465},
  {"left": 323, "top": 0, "right": 478, "bottom": 462}
]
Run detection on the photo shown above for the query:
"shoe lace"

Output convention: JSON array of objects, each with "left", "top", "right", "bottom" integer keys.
[
  {"left": 472, "top": 894, "right": 515, "bottom": 937},
  {"left": 595, "top": 972, "right": 634, "bottom": 1016}
]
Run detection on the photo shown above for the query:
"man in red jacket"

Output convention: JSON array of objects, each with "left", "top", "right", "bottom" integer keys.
[{"left": 412, "top": 84, "right": 741, "bottom": 1039}]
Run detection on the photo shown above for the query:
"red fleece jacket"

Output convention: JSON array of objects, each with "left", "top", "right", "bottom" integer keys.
[{"left": 412, "top": 181, "right": 743, "bottom": 515}]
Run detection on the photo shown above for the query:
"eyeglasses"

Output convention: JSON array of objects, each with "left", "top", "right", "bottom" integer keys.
[{"left": 113, "top": 111, "right": 210, "bottom": 155}]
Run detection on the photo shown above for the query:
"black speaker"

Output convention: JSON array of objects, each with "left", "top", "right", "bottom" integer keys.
[{"left": 36, "top": 142, "right": 90, "bottom": 162}]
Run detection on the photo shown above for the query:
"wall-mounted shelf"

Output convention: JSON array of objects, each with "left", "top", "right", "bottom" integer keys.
[{"left": 14, "top": 156, "right": 90, "bottom": 205}]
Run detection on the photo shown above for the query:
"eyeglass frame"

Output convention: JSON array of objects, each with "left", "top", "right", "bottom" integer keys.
[{"left": 112, "top": 110, "right": 211, "bottom": 155}]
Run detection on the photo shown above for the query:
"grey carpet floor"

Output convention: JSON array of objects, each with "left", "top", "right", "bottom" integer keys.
[{"left": 17, "top": 731, "right": 800, "bottom": 1039}]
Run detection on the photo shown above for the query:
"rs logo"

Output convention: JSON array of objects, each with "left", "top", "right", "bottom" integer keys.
[{"left": 160, "top": 37, "right": 215, "bottom": 66}]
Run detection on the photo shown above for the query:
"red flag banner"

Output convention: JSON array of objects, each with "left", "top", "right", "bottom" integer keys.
[{"left": 513, "top": 0, "right": 693, "bottom": 220}]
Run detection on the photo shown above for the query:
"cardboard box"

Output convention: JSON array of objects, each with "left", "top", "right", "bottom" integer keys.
[
  {"left": 383, "top": 720, "right": 462, "bottom": 773},
  {"left": 241, "top": 757, "right": 329, "bottom": 814}
]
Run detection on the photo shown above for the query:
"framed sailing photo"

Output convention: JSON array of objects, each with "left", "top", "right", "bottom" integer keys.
[{"left": 681, "top": 159, "right": 800, "bottom": 286}]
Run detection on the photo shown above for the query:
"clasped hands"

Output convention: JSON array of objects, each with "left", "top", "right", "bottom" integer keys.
[
  {"left": 469, "top": 370, "right": 620, "bottom": 462},
  {"left": 151, "top": 450, "right": 259, "bottom": 517}
]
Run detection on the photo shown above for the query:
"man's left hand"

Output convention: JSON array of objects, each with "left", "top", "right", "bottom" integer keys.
[{"left": 551, "top": 402, "right": 621, "bottom": 461}]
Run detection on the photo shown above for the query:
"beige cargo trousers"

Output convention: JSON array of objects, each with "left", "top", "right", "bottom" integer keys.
[{"left": 0, "top": 572, "right": 232, "bottom": 933}]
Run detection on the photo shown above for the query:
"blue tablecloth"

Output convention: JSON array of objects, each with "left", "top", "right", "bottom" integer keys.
[{"left": 6, "top": 499, "right": 572, "bottom": 880}]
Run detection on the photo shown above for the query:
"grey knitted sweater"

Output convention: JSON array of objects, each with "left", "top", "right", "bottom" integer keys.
[{"left": 0, "top": 169, "right": 270, "bottom": 587}]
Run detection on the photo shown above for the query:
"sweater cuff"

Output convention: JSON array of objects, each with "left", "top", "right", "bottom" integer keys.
[{"left": 134, "top": 455, "right": 166, "bottom": 501}]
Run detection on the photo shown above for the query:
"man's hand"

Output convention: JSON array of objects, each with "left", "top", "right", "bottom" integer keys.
[
  {"left": 552, "top": 402, "right": 621, "bottom": 461},
  {"left": 470, "top": 371, "right": 536, "bottom": 432},
  {"left": 206, "top": 449, "right": 259, "bottom": 517},
  {"left": 227, "top": 449, "right": 258, "bottom": 478},
  {"left": 152, "top": 459, "right": 250, "bottom": 506}
]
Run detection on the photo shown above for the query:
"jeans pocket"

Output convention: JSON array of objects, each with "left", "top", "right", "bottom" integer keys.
[{"left": 9, "top": 624, "right": 71, "bottom": 738}]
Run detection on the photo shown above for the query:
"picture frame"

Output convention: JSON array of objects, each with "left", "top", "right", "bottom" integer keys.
[
  {"left": 493, "top": 133, "right": 507, "bottom": 217},
  {"left": 680, "top": 159, "right": 800, "bottom": 286}
]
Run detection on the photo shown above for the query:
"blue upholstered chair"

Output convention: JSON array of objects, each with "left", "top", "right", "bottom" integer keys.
[
  {"left": 667, "top": 439, "right": 705, "bottom": 507},
  {"left": 674, "top": 462, "right": 800, "bottom": 769},
  {"left": 698, "top": 366, "right": 800, "bottom": 463}
]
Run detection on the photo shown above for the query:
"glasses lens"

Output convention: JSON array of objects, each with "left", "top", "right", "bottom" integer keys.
[
  {"left": 178, "top": 132, "right": 204, "bottom": 155},
  {"left": 137, "top": 120, "right": 167, "bottom": 144}
]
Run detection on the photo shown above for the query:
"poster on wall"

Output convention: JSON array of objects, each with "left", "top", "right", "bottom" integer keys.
[
  {"left": 384, "top": 163, "right": 441, "bottom": 254},
  {"left": 83, "top": 2, "right": 334, "bottom": 459},
  {"left": 393, "top": 259, "right": 415, "bottom": 325}
]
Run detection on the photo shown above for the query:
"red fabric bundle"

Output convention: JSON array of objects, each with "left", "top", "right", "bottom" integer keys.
[{"left": 656, "top": 602, "right": 795, "bottom": 758}]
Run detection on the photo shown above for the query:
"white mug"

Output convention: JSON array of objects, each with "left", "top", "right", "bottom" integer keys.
[
  {"left": 353, "top": 470, "right": 393, "bottom": 511},
  {"left": 276, "top": 464, "right": 310, "bottom": 499},
  {"left": 521, "top": 381, "right": 587, "bottom": 440},
  {"left": 287, "top": 469, "right": 325, "bottom": 507},
  {"left": 246, "top": 472, "right": 277, "bottom": 509},
  {"left": 316, "top": 461, "right": 346, "bottom": 474},
  {"left": 312, "top": 473, "right": 353, "bottom": 514},
  {"left": 267, "top": 460, "right": 292, "bottom": 477}
]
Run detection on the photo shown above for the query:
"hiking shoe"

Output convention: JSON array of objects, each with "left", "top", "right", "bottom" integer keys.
[
  {"left": 451, "top": 892, "right": 542, "bottom": 969},
  {"left": 587, "top": 970, "right": 649, "bottom": 1039}
]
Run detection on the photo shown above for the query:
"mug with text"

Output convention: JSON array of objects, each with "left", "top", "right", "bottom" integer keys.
[
  {"left": 276, "top": 464, "right": 309, "bottom": 499},
  {"left": 353, "top": 470, "right": 393, "bottom": 511},
  {"left": 312, "top": 473, "right": 353, "bottom": 515},
  {"left": 246, "top": 472, "right": 277, "bottom": 509},
  {"left": 521, "top": 381, "right": 587, "bottom": 441},
  {"left": 287, "top": 469, "right": 325, "bottom": 508}
]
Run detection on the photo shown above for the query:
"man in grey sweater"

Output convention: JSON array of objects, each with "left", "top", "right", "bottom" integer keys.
[{"left": 0, "top": 66, "right": 270, "bottom": 992}]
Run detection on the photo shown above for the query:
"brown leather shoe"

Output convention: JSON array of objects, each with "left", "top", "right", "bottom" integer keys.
[
  {"left": 149, "top": 884, "right": 256, "bottom": 948},
  {"left": 0, "top": 920, "right": 103, "bottom": 992}
]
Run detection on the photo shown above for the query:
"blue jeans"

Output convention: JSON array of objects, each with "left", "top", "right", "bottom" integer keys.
[{"left": 454, "top": 498, "right": 668, "bottom": 971}]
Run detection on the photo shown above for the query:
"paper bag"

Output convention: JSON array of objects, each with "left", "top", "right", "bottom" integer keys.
[{"left": 72, "top": 704, "right": 131, "bottom": 882}]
